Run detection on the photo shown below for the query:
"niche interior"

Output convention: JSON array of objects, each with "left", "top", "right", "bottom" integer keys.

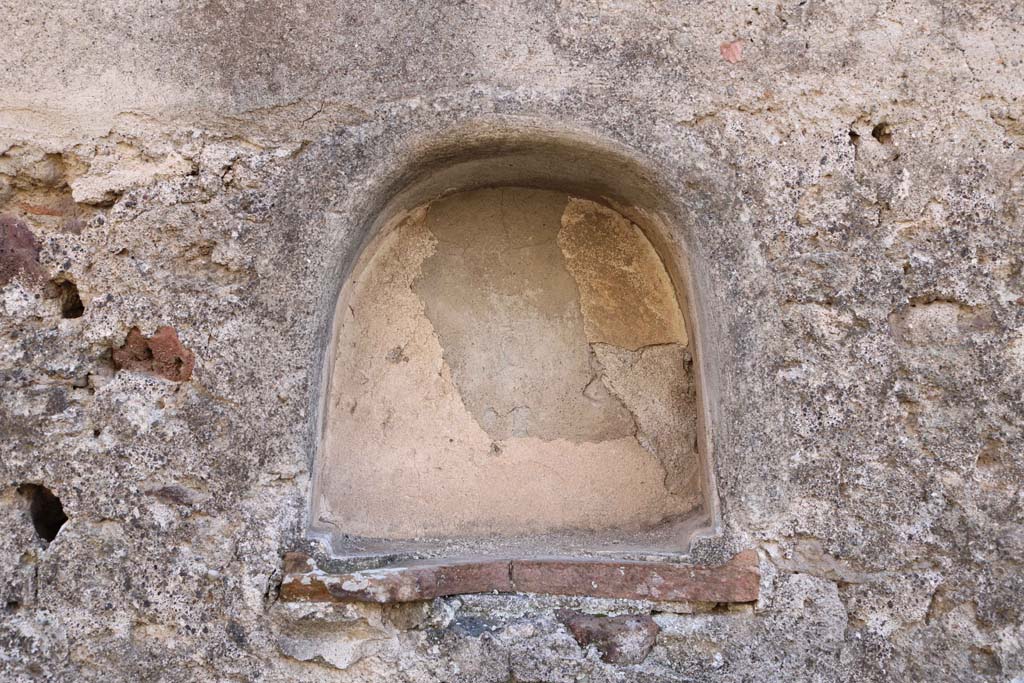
[{"left": 310, "top": 129, "right": 719, "bottom": 562}]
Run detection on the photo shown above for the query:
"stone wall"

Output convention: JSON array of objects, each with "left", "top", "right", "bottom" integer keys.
[{"left": 1, "top": 1, "right": 1022, "bottom": 681}]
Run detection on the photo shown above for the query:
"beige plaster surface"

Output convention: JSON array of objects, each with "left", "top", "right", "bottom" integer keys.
[
  {"left": 317, "top": 188, "right": 701, "bottom": 540},
  {"left": 559, "top": 198, "right": 688, "bottom": 349}
]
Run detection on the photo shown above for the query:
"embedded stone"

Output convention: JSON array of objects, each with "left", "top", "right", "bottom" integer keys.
[
  {"left": 555, "top": 609, "right": 660, "bottom": 664},
  {"left": 146, "top": 484, "right": 202, "bottom": 506},
  {"left": 0, "top": 215, "right": 45, "bottom": 287}
]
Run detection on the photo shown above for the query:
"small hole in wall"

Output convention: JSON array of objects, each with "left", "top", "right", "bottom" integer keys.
[
  {"left": 871, "top": 122, "right": 893, "bottom": 145},
  {"left": 18, "top": 484, "right": 68, "bottom": 542},
  {"left": 56, "top": 279, "right": 84, "bottom": 318}
]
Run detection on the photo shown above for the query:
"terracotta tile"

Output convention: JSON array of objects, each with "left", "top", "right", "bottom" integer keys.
[{"left": 279, "top": 551, "right": 759, "bottom": 604}]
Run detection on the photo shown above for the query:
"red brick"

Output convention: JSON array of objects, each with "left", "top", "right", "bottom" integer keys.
[
  {"left": 279, "top": 550, "right": 759, "bottom": 604},
  {"left": 512, "top": 550, "right": 760, "bottom": 603},
  {"left": 0, "top": 215, "right": 45, "bottom": 287},
  {"left": 113, "top": 326, "right": 195, "bottom": 382}
]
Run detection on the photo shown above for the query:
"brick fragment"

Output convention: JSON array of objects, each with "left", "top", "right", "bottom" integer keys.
[
  {"left": 720, "top": 39, "right": 744, "bottom": 63},
  {"left": 279, "top": 550, "right": 760, "bottom": 604},
  {"left": 0, "top": 215, "right": 45, "bottom": 286},
  {"left": 555, "top": 609, "right": 659, "bottom": 664},
  {"left": 282, "top": 552, "right": 315, "bottom": 575},
  {"left": 513, "top": 549, "right": 760, "bottom": 603},
  {"left": 113, "top": 326, "right": 195, "bottom": 382},
  {"left": 280, "top": 559, "right": 512, "bottom": 603}
]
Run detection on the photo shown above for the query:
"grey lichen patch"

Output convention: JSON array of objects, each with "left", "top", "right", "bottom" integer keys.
[{"left": 558, "top": 198, "right": 688, "bottom": 350}]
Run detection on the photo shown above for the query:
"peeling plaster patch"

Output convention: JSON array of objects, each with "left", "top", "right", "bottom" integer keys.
[
  {"left": 593, "top": 343, "right": 700, "bottom": 502},
  {"left": 69, "top": 151, "right": 194, "bottom": 205},
  {"left": 558, "top": 198, "right": 688, "bottom": 350}
]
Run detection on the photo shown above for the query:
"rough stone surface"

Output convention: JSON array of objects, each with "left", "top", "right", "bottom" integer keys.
[{"left": 1, "top": 1, "right": 1022, "bottom": 681}]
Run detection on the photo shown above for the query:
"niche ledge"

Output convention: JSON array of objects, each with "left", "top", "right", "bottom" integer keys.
[{"left": 279, "top": 549, "right": 759, "bottom": 605}]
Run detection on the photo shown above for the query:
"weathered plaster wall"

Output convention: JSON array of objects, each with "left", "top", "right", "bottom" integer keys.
[{"left": 1, "top": 1, "right": 1022, "bottom": 681}]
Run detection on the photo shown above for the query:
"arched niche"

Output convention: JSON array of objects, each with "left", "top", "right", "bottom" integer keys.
[{"left": 308, "top": 123, "right": 720, "bottom": 561}]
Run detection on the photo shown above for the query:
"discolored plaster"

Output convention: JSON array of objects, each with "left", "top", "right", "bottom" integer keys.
[{"left": 413, "top": 188, "right": 635, "bottom": 443}]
